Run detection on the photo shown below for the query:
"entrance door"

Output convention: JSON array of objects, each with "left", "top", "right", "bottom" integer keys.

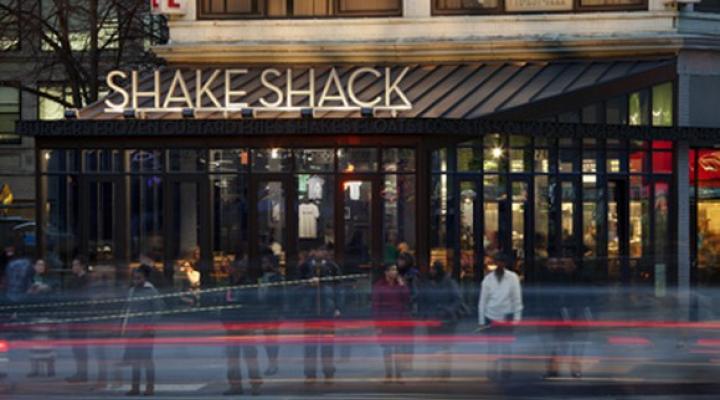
[
  {"left": 165, "top": 177, "right": 210, "bottom": 286},
  {"left": 509, "top": 178, "right": 531, "bottom": 279},
  {"left": 338, "top": 176, "right": 380, "bottom": 274},
  {"left": 607, "top": 179, "right": 629, "bottom": 282},
  {"left": 459, "top": 179, "right": 481, "bottom": 281},
  {"left": 250, "top": 176, "right": 295, "bottom": 273},
  {"left": 80, "top": 177, "right": 126, "bottom": 285}
]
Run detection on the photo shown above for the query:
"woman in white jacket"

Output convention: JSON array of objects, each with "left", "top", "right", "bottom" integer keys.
[{"left": 478, "top": 253, "right": 523, "bottom": 380}]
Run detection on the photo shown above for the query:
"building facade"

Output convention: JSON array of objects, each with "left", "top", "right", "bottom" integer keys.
[{"left": 16, "top": 0, "right": 720, "bottom": 293}]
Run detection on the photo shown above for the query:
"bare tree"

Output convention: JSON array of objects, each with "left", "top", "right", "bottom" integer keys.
[{"left": 0, "top": 0, "right": 167, "bottom": 109}]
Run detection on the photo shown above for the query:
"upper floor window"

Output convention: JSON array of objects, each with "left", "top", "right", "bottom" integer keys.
[
  {"left": 0, "top": 0, "right": 20, "bottom": 51},
  {"left": 199, "top": 0, "right": 402, "bottom": 19},
  {"left": 433, "top": 0, "right": 645, "bottom": 14},
  {"left": 0, "top": 86, "right": 20, "bottom": 145}
]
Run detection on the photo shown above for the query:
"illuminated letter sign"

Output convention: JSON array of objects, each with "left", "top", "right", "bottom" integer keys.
[{"left": 104, "top": 67, "right": 413, "bottom": 115}]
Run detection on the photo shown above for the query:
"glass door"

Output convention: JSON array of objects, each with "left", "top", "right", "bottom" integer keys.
[
  {"left": 165, "top": 177, "right": 210, "bottom": 288},
  {"left": 250, "top": 176, "right": 295, "bottom": 275},
  {"left": 608, "top": 179, "right": 629, "bottom": 282},
  {"left": 509, "top": 178, "right": 531, "bottom": 279},
  {"left": 459, "top": 180, "right": 480, "bottom": 281},
  {"left": 80, "top": 177, "right": 125, "bottom": 286},
  {"left": 338, "top": 177, "right": 379, "bottom": 275}
]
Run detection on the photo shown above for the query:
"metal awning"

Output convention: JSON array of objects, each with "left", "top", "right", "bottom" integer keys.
[{"left": 75, "top": 59, "right": 676, "bottom": 121}]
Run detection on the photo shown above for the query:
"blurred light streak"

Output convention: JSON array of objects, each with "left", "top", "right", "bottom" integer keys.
[{"left": 607, "top": 336, "right": 652, "bottom": 346}]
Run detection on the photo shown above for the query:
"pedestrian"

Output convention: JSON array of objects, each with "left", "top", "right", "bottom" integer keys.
[
  {"left": 4, "top": 245, "right": 33, "bottom": 305},
  {"left": 297, "top": 246, "right": 342, "bottom": 385},
  {"left": 65, "top": 257, "right": 92, "bottom": 383},
  {"left": 221, "top": 259, "right": 262, "bottom": 396},
  {"left": 372, "top": 264, "right": 411, "bottom": 383},
  {"left": 258, "top": 254, "right": 283, "bottom": 376},
  {"left": 477, "top": 252, "right": 523, "bottom": 380},
  {"left": 27, "top": 259, "right": 57, "bottom": 378},
  {"left": 543, "top": 257, "right": 590, "bottom": 379},
  {"left": 121, "top": 265, "right": 163, "bottom": 396},
  {"left": 418, "top": 260, "right": 463, "bottom": 379}
]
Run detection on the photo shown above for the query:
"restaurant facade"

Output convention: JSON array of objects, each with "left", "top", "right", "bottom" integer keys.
[{"left": 16, "top": 0, "right": 720, "bottom": 293}]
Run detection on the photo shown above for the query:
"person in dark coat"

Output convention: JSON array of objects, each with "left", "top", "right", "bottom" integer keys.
[
  {"left": 372, "top": 264, "right": 411, "bottom": 383},
  {"left": 418, "top": 261, "right": 462, "bottom": 379},
  {"left": 65, "top": 257, "right": 91, "bottom": 383},
  {"left": 121, "top": 265, "right": 163, "bottom": 396},
  {"left": 221, "top": 259, "right": 262, "bottom": 396},
  {"left": 296, "top": 247, "right": 342, "bottom": 384},
  {"left": 258, "top": 254, "right": 284, "bottom": 376}
]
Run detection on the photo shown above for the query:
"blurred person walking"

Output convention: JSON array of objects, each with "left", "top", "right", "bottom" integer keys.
[
  {"left": 4, "top": 245, "right": 33, "bottom": 305},
  {"left": 121, "top": 265, "right": 163, "bottom": 396},
  {"left": 297, "top": 246, "right": 342, "bottom": 384},
  {"left": 418, "top": 261, "right": 463, "bottom": 379},
  {"left": 65, "top": 257, "right": 92, "bottom": 383},
  {"left": 221, "top": 259, "right": 262, "bottom": 396},
  {"left": 258, "top": 254, "right": 284, "bottom": 376},
  {"left": 478, "top": 252, "right": 523, "bottom": 380},
  {"left": 27, "top": 259, "right": 57, "bottom": 377},
  {"left": 372, "top": 264, "right": 411, "bottom": 383}
]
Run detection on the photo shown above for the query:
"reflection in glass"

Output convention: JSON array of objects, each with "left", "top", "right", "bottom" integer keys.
[
  {"left": 483, "top": 148, "right": 505, "bottom": 173},
  {"left": 457, "top": 147, "right": 482, "bottom": 172},
  {"left": 484, "top": 175, "right": 502, "bottom": 257},
  {"left": 654, "top": 181, "right": 669, "bottom": 260},
  {"left": 129, "top": 150, "right": 164, "bottom": 173},
  {"left": 561, "top": 181, "right": 576, "bottom": 257},
  {"left": 652, "top": 83, "right": 673, "bottom": 127},
  {"left": 607, "top": 181, "right": 621, "bottom": 280},
  {"left": 583, "top": 180, "right": 598, "bottom": 259},
  {"left": 535, "top": 149, "right": 549, "bottom": 173},
  {"left": 169, "top": 149, "right": 206, "bottom": 172},
  {"left": 629, "top": 90, "right": 650, "bottom": 126},
  {"left": 344, "top": 180, "right": 372, "bottom": 271}
]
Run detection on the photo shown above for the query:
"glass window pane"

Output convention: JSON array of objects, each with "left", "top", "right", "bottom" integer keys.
[
  {"left": 384, "top": 174, "right": 416, "bottom": 263},
  {"left": 339, "top": 148, "right": 378, "bottom": 173},
  {"left": 606, "top": 96, "right": 628, "bottom": 125},
  {"left": 42, "top": 149, "right": 80, "bottom": 172},
  {"left": 484, "top": 148, "right": 506, "bottom": 173},
  {"left": 298, "top": 174, "right": 334, "bottom": 254},
  {"left": 484, "top": 175, "right": 504, "bottom": 256},
  {"left": 484, "top": 133, "right": 503, "bottom": 148},
  {"left": 210, "top": 149, "right": 248, "bottom": 172},
  {"left": 211, "top": 175, "right": 248, "bottom": 282},
  {"left": 630, "top": 151, "right": 646, "bottom": 173},
  {"left": 652, "top": 82, "right": 673, "bottom": 127},
  {"left": 431, "top": 174, "right": 454, "bottom": 269},
  {"left": 630, "top": 176, "right": 650, "bottom": 259},
  {"left": 459, "top": 181, "right": 477, "bottom": 282},
  {"left": 168, "top": 181, "right": 203, "bottom": 290},
  {"left": 535, "top": 149, "right": 549, "bottom": 173},
  {"left": 435, "top": 0, "right": 499, "bottom": 10},
  {"left": 583, "top": 179, "right": 598, "bottom": 260},
  {"left": 652, "top": 151, "right": 673, "bottom": 174},
  {"left": 655, "top": 181, "right": 670, "bottom": 261},
  {"left": 168, "top": 149, "right": 206, "bottom": 172},
  {"left": 559, "top": 148, "right": 578, "bottom": 173},
  {"left": 629, "top": 90, "right": 650, "bottom": 126},
  {"left": 534, "top": 176, "right": 549, "bottom": 260},
  {"left": 129, "top": 150, "right": 164, "bottom": 173},
  {"left": 512, "top": 181, "right": 528, "bottom": 278},
  {"left": 296, "top": 148, "right": 334, "bottom": 173},
  {"left": 561, "top": 181, "right": 577, "bottom": 257},
  {"left": 607, "top": 150, "right": 626, "bottom": 173},
  {"left": 43, "top": 175, "right": 80, "bottom": 271},
  {"left": 344, "top": 180, "right": 373, "bottom": 270},
  {"left": 583, "top": 150, "right": 597, "bottom": 173},
  {"left": 582, "top": 103, "right": 602, "bottom": 124},
  {"left": 130, "top": 175, "right": 164, "bottom": 280},
  {"left": 432, "top": 147, "right": 448, "bottom": 172},
  {"left": 84, "top": 150, "right": 121, "bottom": 172},
  {"left": 383, "top": 148, "right": 415, "bottom": 172},
  {"left": 257, "top": 181, "right": 286, "bottom": 267},
  {"left": 252, "top": 148, "right": 292, "bottom": 173},
  {"left": 457, "top": 147, "right": 482, "bottom": 172},
  {"left": 510, "top": 148, "right": 530, "bottom": 173}
]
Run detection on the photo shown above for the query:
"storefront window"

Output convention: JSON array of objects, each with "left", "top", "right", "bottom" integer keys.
[
  {"left": 0, "top": 86, "right": 20, "bottom": 144},
  {"left": 339, "top": 148, "right": 378, "bottom": 172},
  {"left": 694, "top": 149, "right": 720, "bottom": 285},
  {"left": 43, "top": 175, "right": 80, "bottom": 271},
  {"left": 384, "top": 174, "right": 416, "bottom": 260},
  {"left": 459, "top": 181, "right": 477, "bottom": 280},
  {"left": 296, "top": 148, "right": 334, "bottom": 172},
  {"left": 129, "top": 150, "right": 164, "bottom": 173},
  {"left": 169, "top": 149, "right": 207, "bottom": 172},
  {"left": 629, "top": 90, "right": 650, "bottom": 126},
  {"left": 211, "top": 175, "right": 248, "bottom": 281},
  {"left": 383, "top": 148, "right": 415, "bottom": 172},
  {"left": 534, "top": 176, "right": 550, "bottom": 259},
  {"left": 252, "top": 148, "right": 292, "bottom": 172},
  {"left": 130, "top": 175, "right": 164, "bottom": 276},
  {"left": 629, "top": 176, "right": 650, "bottom": 259},
  {"left": 484, "top": 175, "right": 502, "bottom": 257},
  {"left": 457, "top": 147, "right": 482, "bottom": 172},
  {"left": 210, "top": 149, "right": 249, "bottom": 172}
]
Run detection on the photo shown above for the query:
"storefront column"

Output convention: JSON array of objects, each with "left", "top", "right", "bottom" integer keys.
[{"left": 675, "top": 140, "right": 691, "bottom": 315}]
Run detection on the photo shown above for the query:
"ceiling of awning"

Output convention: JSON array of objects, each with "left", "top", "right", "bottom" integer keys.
[{"left": 79, "top": 59, "right": 674, "bottom": 121}]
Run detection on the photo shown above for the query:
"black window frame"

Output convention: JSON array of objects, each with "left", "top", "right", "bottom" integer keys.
[{"left": 431, "top": 0, "right": 647, "bottom": 15}]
